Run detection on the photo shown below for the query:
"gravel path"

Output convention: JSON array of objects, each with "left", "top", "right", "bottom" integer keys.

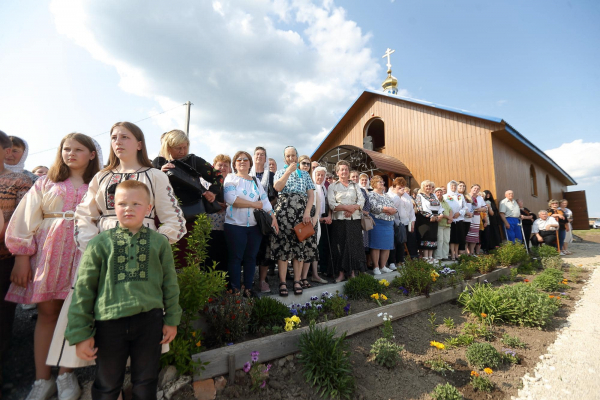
[{"left": 515, "top": 241, "right": 600, "bottom": 400}]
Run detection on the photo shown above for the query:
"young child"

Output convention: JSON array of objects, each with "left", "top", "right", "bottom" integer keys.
[
  {"left": 65, "top": 180, "right": 181, "bottom": 398},
  {"left": 0, "top": 130, "right": 33, "bottom": 389},
  {"left": 32, "top": 166, "right": 50, "bottom": 177},
  {"left": 48, "top": 121, "right": 185, "bottom": 369},
  {"left": 4, "top": 135, "right": 39, "bottom": 182},
  {"left": 5, "top": 133, "right": 100, "bottom": 400}
]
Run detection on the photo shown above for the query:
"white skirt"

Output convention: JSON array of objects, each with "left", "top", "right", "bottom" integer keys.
[{"left": 565, "top": 223, "right": 573, "bottom": 244}]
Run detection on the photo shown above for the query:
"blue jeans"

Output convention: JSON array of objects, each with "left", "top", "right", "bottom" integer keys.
[
  {"left": 92, "top": 308, "right": 163, "bottom": 400},
  {"left": 224, "top": 224, "right": 263, "bottom": 290},
  {"left": 505, "top": 217, "right": 523, "bottom": 243},
  {"left": 558, "top": 229, "right": 566, "bottom": 250}
]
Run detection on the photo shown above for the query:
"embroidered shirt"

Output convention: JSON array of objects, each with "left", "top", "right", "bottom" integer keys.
[
  {"left": 368, "top": 191, "right": 396, "bottom": 222},
  {"left": 274, "top": 168, "right": 315, "bottom": 196},
  {"left": 65, "top": 225, "right": 181, "bottom": 345},
  {"left": 0, "top": 171, "right": 33, "bottom": 258},
  {"left": 416, "top": 193, "right": 441, "bottom": 218},
  {"left": 443, "top": 192, "right": 468, "bottom": 221},
  {"left": 223, "top": 175, "right": 272, "bottom": 227}
]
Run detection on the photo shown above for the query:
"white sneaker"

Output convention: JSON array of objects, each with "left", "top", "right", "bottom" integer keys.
[
  {"left": 373, "top": 267, "right": 382, "bottom": 275},
  {"left": 560, "top": 251, "right": 566, "bottom": 256},
  {"left": 381, "top": 266, "right": 392, "bottom": 273},
  {"left": 26, "top": 378, "right": 57, "bottom": 400},
  {"left": 57, "top": 372, "right": 81, "bottom": 400},
  {"left": 388, "top": 263, "right": 397, "bottom": 271}
]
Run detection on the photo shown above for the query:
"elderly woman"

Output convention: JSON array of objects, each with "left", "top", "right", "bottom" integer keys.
[
  {"left": 388, "top": 178, "right": 418, "bottom": 263},
  {"left": 560, "top": 199, "right": 573, "bottom": 255},
  {"left": 267, "top": 146, "right": 315, "bottom": 296},
  {"left": 297, "top": 155, "right": 320, "bottom": 288},
  {"left": 368, "top": 175, "right": 397, "bottom": 274},
  {"left": 444, "top": 180, "right": 469, "bottom": 260},
  {"left": 251, "top": 146, "right": 280, "bottom": 293},
  {"left": 531, "top": 210, "right": 559, "bottom": 247},
  {"left": 465, "top": 184, "right": 486, "bottom": 255},
  {"left": 202, "top": 154, "right": 231, "bottom": 272},
  {"left": 153, "top": 129, "right": 223, "bottom": 265},
  {"left": 415, "top": 180, "right": 442, "bottom": 262},
  {"left": 224, "top": 151, "right": 278, "bottom": 297},
  {"left": 547, "top": 199, "right": 567, "bottom": 254},
  {"left": 434, "top": 187, "right": 453, "bottom": 260},
  {"left": 313, "top": 166, "right": 332, "bottom": 281},
  {"left": 327, "top": 160, "right": 365, "bottom": 282}
]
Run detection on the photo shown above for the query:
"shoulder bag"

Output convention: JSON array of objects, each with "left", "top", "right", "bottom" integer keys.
[
  {"left": 353, "top": 183, "right": 375, "bottom": 231},
  {"left": 294, "top": 221, "right": 315, "bottom": 242},
  {"left": 251, "top": 177, "right": 274, "bottom": 235}
]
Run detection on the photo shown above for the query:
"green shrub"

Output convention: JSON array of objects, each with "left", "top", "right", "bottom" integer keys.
[
  {"left": 501, "top": 333, "right": 527, "bottom": 349},
  {"left": 430, "top": 383, "right": 463, "bottom": 400},
  {"left": 424, "top": 358, "right": 454, "bottom": 375},
  {"left": 458, "top": 254, "right": 477, "bottom": 264},
  {"left": 517, "top": 260, "right": 536, "bottom": 275},
  {"left": 249, "top": 297, "right": 290, "bottom": 333},
  {"left": 494, "top": 241, "right": 528, "bottom": 267},
  {"left": 161, "top": 214, "right": 227, "bottom": 375},
  {"left": 391, "top": 257, "right": 436, "bottom": 296},
  {"left": 465, "top": 343, "right": 502, "bottom": 369},
  {"left": 542, "top": 256, "right": 563, "bottom": 270},
  {"left": 370, "top": 338, "right": 404, "bottom": 368},
  {"left": 445, "top": 334, "right": 475, "bottom": 348},
  {"left": 509, "top": 268, "right": 519, "bottom": 281},
  {"left": 476, "top": 254, "right": 497, "bottom": 274},
  {"left": 533, "top": 268, "right": 567, "bottom": 292},
  {"left": 501, "top": 348, "right": 520, "bottom": 364},
  {"left": 471, "top": 375, "right": 495, "bottom": 392},
  {"left": 459, "top": 283, "right": 560, "bottom": 327},
  {"left": 533, "top": 245, "right": 560, "bottom": 259},
  {"left": 443, "top": 317, "right": 455, "bottom": 329},
  {"left": 298, "top": 324, "right": 355, "bottom": 399},
  {"left": 456, "top": 261, "right": 478, "bottom": 280},
  {"left": 343, "top": 273, "right": 381, "bottom": 300},
  {"left": 322, "top": 291, "right": 351, "bottom": 318},
  {"left": 207, "top": 291, "right": 254, "bottom": 344}
]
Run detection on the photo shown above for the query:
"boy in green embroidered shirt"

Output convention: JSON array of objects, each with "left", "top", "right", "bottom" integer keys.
[{"left": 65, "top": 180, "right": 181, "bottom": 398}]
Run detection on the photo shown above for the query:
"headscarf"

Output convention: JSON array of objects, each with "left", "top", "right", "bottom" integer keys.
[
  {"left": 283, "top": 146, "right": 301, "bottom": 178},
  {"left": 358, "top": 173, "right": 371, "bottom": 190},
  {"left": 446, "top": 180, "right": 458, "bottom": 197},
  {"left": 92, "top": 138, "right": 104, "bottom": 170},
  {"left": 249, "top": 148, "right": 270, "bottom": 191},
  {"left": 4, "top": 137, "right": 29, "bottom": 174}
]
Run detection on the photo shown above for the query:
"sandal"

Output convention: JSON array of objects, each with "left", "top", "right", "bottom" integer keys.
[
  {"left": 293, "top": 281, "right": 303, "bottom": 295},
  {"left": 279, "top": 282, "right": 288, "bottom": 297},
  {"left": 243, "top": 289, "right": 254, "bottom": 298},
  {"left": 300, "top": 279, "right": 312, "bottom": 289}
]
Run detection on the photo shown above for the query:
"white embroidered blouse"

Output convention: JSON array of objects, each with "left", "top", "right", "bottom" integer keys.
[{"left": 224, "top": 175, "right": 273, "bottom": 227}]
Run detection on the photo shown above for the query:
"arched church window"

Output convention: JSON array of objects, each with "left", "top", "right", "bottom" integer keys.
[
  {"left": 364, "top": 118, "right": 385, "bottom": 152},
  {"left": 530, "top": 165, "right": 537, "bottom": 197}
]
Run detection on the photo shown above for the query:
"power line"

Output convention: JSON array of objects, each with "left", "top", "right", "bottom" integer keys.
[{"left": 28, "top": 103, "right": 187, "bottom": 156}]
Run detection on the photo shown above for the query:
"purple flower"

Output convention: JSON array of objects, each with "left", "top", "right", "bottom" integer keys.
[
  {"left": 265, "top": 364, "right": 272, "bottom": 372},
  {"left": 316, "top": 304, "right": 323, "bottom": 310},
  {"left": 290, "top": 308, "right": 298, "bottom": 316},
  {"left": 305, "top": 302, "right": 311, "bottom": 308},
  {"left": 243, "top": 362, "right": 251, "bottom": 373},
  {"left": 310, "top": 296, "right": 318, "bottom": 301},
  {"left": 251, "top": 351, "right": 259, "bottom": 363},
  {"left": 560, "top": 292, "right": 567, "bottom": 295},
  {"left": 399, "top": 286, "right": 408, "bottom": 296},
  {"left": 343, "top": 303, "right": 351, "bottom": 315},
  {"left": 260, "top": 381, "right": 266, "bottom": 388}
]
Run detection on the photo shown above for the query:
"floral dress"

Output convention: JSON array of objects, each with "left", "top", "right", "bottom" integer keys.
[{"left": 5, "top": 177, "right": 87, "bottom": 304}]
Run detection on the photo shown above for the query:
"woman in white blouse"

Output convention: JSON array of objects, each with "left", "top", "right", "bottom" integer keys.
[
  {"left": 223, "top": 151, "right": 279, "bottom": 297},
  {"left": 415, "top": 180, "right": 442, "bottom": 262},
  {"left": 444, "top": 180, "right": 469, "bottom": 261}
]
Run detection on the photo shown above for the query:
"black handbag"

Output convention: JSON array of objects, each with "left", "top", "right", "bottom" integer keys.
[
  {"left": 165, "top": 158, "right": 221, "bottom": 217},
  {"left": 394, "top": 222, "right": 407, "bottom": 245},
  {"left": 180, "top": 200, "right": 205, "bottom": 221},
  {"left": 251, "top": 177, "right": 273, "bottom": 235}
]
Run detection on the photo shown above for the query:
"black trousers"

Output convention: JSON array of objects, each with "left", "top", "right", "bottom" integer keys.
[
  {"left": 318, "top": 222, "right": 333, "bottom": 275},
  {"left": 531, "top": 230, "right": 557, "bottom": 247},
  {"left": 0, "top": 257, "right": 16, "bottom": 386},
  {"left": 388, "top": 225, "right": 418, "bottom": 264},
  {"left": 92, "top": 308, "right": 163, "bottom": 400}
]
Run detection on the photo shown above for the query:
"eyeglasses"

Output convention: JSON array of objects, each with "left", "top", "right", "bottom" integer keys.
[
  {"left": 300, "top": 162, "right": 310, "bottom": 166},
  {"left": 236, "top": 158, "right": 249, "bottom": 163}
]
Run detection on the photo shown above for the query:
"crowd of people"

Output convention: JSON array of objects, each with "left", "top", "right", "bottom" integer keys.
[{"left": 0, "top": 124, "right": 575, "bottom": 399}]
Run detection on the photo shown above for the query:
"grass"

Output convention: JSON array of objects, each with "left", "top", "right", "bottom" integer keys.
[{"left": 573, "top": 230, "right": 600, "bottom": 243}]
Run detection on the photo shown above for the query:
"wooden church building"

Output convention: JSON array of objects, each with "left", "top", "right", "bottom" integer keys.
[{"left": 311, "top": 49, "right": 589, "bottom": 228}]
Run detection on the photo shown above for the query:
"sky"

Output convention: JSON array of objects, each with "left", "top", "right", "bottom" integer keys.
[{"left": 0, "top": 0, "right": 599, "bottom": 216}]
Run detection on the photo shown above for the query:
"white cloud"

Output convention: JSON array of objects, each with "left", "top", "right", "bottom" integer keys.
[
  {"left": 545, "top": 139, "right": 600, "bottom": 185},
  {"left": 49, "top": 0, "right": 389, "bottom": 163}
]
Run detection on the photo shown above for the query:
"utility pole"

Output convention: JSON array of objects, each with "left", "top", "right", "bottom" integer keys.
[{"left": 184, "top": 101, "right": 192, "bottom": 136}]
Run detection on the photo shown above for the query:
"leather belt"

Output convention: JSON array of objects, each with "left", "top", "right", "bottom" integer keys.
[{"left": 43, "top": 211, "right": 76, "bottom": 221}]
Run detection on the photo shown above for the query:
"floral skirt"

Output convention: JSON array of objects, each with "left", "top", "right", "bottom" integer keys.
[
  {"left": 416, "top": 213, "right": 438, "bottom": 249},
  {"left": 330, "top": 219, "right": 366, "bottom": 275},
  {"left": 266, "top": 193, "right": 317, "bottom": 262}
]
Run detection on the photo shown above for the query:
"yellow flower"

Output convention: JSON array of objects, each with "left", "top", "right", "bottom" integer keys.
[
  {"left": 379, "top": 279, "right": 390, "bottom": 287},
  {"left": 484, "top": 368, "right": 493, "bottom": 375},
  {"left": 381, "top": 294, "right": 388, "bottom": 301},
  {"left": 371, "top": 293, "right": 380, "bottom": 300},
  {"left": 192, "top": 332, "right": 196, "bottom": 337},
  {"left": 196, "top": 340, "right": 201, "bottom": 347},
  {"left": 291, "top": 315, "right": 301, "bottom": 324},
  {"left": 430, "top": 341, "right": 445, "bottom": 350},
  {"left": 284, "top": 323, "right": 293, "bottom": 332},
  {"left": 471, "top": 370, "right": 479, "bottom": 377}
]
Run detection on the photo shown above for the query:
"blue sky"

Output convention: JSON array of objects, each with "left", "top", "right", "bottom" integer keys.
[{"left": 0, "top": 0, "right": 598, "bottom": 217}]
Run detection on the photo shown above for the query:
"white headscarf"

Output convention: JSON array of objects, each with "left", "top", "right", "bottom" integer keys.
[
  {"left": 249, "top": 148, "right": 270, "bottom": 191},
  {"left": 92, "top": 138, "right": 104, "bottom": 170},
  {"left": 4, "top": 137, "right": 29, "bottom": 173},
  {"left": 446, "top": 180, "right": 458, "bottom": 197},
  {"left": 358, "top": 173, "right": 371, "bottom": 190}
]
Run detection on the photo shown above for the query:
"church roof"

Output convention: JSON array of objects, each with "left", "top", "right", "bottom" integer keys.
[{"left": 312, "top": 90, "right": 576, "bottom": 186}]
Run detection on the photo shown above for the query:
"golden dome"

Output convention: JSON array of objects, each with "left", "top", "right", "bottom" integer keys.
[{"left": 382, "top": 71, "right": 398, "bottom": 91}]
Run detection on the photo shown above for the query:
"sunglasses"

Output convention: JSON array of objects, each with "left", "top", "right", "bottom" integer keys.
[
  {"left": 236, "top": 158, "right": 250, "bottom": 163},
  {"left": 300, "top": 162, "right": 310, "bottom": 166}
]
